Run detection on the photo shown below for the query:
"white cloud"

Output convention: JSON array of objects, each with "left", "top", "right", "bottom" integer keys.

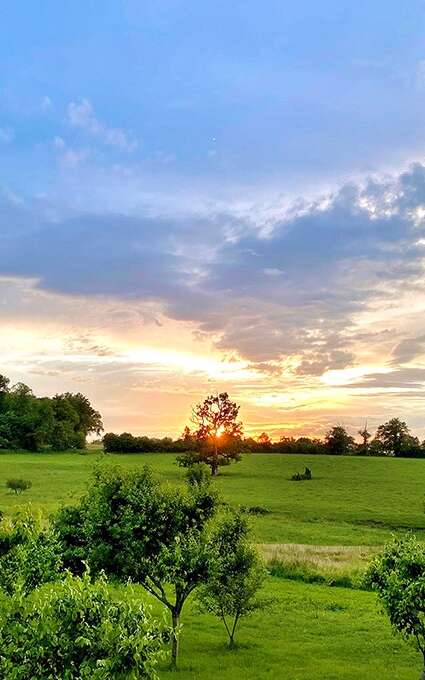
[{"left": 67, "top": 98, "right": 138, "bottom": 152}]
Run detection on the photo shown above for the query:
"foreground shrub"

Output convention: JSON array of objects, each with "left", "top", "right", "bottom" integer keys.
[
  {"left": 53, "top": 465, "right": 219, "bottom": 667},
  {"left": 0, "top": 512, "right": 61, "bottom": 595},
  {"left": 6, "top": 479, "right": 32, "bottom": 494},
  {"left": 367, "top": 535, "right": 425, "bottom": 677},
  {"left": 0, "top": 571, "right": 163, "bottom": 680},
  {"left": 185, "top": 462, "right": 211, "bottom": 488}
]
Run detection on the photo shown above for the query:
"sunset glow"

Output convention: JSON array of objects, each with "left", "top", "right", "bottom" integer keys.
[{"left": 1, "top": 4, "right": 425, "bottom": 443}]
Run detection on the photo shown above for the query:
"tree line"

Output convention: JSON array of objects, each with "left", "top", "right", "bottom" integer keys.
[
  {"left": 1, "top": 377, "right": 423, "bottom": 463},
  {"left": 104, "top": 392, "right": 425, "bottom": 470},
  {"left": 0, "top": 374, "right": 103, "bottom": 451}
]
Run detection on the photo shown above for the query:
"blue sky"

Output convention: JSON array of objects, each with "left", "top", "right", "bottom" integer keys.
[{"left": 1, "top": 1, "right": 425, "bottom": 438}]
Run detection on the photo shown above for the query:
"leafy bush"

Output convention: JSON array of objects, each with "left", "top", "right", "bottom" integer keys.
[
  {"left": 185, "top": 462, "right": 211, "bottom": 487},
  {"left": 0, "top": 571, "right": 164, "bottom": 679},
  {"left": 367, "top": 535, "right": 425, "bottom": 674},
  {"left": 0, "top": 512, "right": 61, "bottom": 595},
  {"left": 6, "top": 478, "right": 32, "bottom": 494}
]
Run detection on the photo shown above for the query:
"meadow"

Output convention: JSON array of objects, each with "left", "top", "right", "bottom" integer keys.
[{"left": 1, "top": 450, "right": 424, "bottom": 678}]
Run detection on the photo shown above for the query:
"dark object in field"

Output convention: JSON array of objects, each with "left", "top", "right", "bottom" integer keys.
[
  {"left": 6, "top": 478, "right": 32, "bottom": 494},
  {"left": 291, "top": 467, "right": 312, "bottom": 481},
  {"left": 241, "top": 505, "right": 271, "bottom": 515}
]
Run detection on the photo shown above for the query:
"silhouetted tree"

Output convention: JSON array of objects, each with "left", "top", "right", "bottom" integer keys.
[
  {"left": 257, "top": 432, "right": 272, "bottom": 451},
  {"left": 180, "top": 393, "right": 244, "bottom": 475},
  {"left": 374, "top": 418, "right": 413, "bottom": 457},
  {"left": 324, "top": 425, "right": 355, "bottom": 455}
]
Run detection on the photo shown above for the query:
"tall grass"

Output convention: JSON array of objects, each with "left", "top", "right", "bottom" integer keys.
[{"left": 260, "top": 543, "right": 379, "bottom": 589}]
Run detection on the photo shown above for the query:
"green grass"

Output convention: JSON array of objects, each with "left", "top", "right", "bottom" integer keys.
[
  {"left": 1, "top": 450, "right": 424, "bottom": 678},
  {"left": 154, "top": 578, "right": 419, "bottom": 679},
  {"left": 0, "top": 451, "right": 424, "bottom": 545}
]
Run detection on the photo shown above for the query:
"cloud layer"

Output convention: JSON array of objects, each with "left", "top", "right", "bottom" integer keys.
[{"left": 1, "top": 163, "right": 425, "bottom": 381}]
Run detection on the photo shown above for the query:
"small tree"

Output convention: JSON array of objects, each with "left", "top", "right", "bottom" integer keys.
[
  {"left": 324, "top": 425, "right": 355, "bottom": 455},
  {"left": 181, "top": 392, "right": 243, "bottom": 475},
  {"left": 367, "top": 535, "right": 425, "bottom": 678},
  {"left": 198, "top": 512, "right": 267, "bottom": 647},
  {"left": 53, "top": 465, "right": 219, "bottom": 667},
  {"left": 0, "top": 571, "right": 163, "bottom": 680}
]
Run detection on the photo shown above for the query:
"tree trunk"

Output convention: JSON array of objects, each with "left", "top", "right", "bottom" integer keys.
[
  {"left": 170, "top": 610, "right": 180, "bottom": 668},
  {"left": 210, "top": 436, "right": 219, "bottom": 475}
]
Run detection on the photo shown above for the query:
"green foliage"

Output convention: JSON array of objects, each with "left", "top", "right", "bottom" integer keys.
[
  {"left": 0, "top": 512, "right": 61, "bottom": 595},
  {"left": 374, "top": 418, "right": 424, "bottom": 458},
  {"left": 53, "top": 465, "right": 219, "bottom": 666},
  {"left": 0, "top": 571, "right": 163, "bottom": 680},
  {"left": 367, "top": 535, "right": 425, "bottom": 670},
  {"left": 198, "top": 512, "right": 267, "bottom": 646},
  {"left": 183, "top": 392, "right": 244, "bottom": 475},
  {"left": 6, "top": 478, "right": 32, "bottom": 494},
  {"left": 325, "top": 426, "right": 355, "bottom": 455},
  {"left": 0, "top": 374, "right": 103, "bottom": 451},
  {"left": 103, "top": 431, "right": 189, "bottom": 453},
  {"left": 184, "top": 462, "right": 211, "bottom": 488}
]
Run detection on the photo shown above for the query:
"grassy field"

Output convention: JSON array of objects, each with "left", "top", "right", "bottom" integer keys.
[
  {"left": 1, "top": 450, "right": 425, "bottom": 545},
  {"left": 154, "top": 578, "right": 419, "bottom": 680},
  {"left": 1, "top": 449, "right": 424, "bottom": 678}
]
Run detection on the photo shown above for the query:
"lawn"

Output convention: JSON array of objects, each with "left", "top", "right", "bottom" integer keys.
[
  {"left": 150, "top": 578, "right": 419, "bottom": 679},
  {"left": 1, "top": 449, "right": 424, "bottom": 678},
  {"left": 0, "top": 450, "right": 424, "bottom": 545}
]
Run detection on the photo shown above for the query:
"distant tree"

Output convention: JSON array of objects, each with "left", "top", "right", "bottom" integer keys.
[
  {"left": 181, "top": 425, "right": 194, "bottom": 442},
  {"left": 367, "top": 535, "right": 425, "bottom": 679},
  {"left": 0, "top": 375, "right": 9, "bottom": 392},
  {"left": 198, "top": 512, "right": 267, "bottom": 647},
  {"left": 274, "top": 436, "right": 324, "bottom": 455},
  {"left": 0, "top": 374, "right": 102, "bottom": 452},
  {"left": 257, "top": 432, "right": 272, "bottom": 451},
  {"left": 179, "top": 393, "right": 243, "bottom": 475},
  {"left": 324, "top": 425, "right": 355, "bottom": 455},
  {"left": 374, "top": 418, "right": 412, "bottom": 457},
  {"left": 53, "top": 393, "right": 103, "bottom": 448},
  {"left": 53, "top": 465, "right": 219, "bottom": 667}
]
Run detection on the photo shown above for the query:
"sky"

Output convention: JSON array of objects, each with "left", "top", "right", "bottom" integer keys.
[{"left": 1, "top": 1, "right": 425, "bottom": 440}]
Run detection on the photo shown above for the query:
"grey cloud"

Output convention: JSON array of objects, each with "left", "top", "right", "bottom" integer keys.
[
  {"left": 1, "top": 163, "right": 425, "bottom": 375},
  {"left": 392, "top": 335, "right": 425, "bottom": 364}
]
